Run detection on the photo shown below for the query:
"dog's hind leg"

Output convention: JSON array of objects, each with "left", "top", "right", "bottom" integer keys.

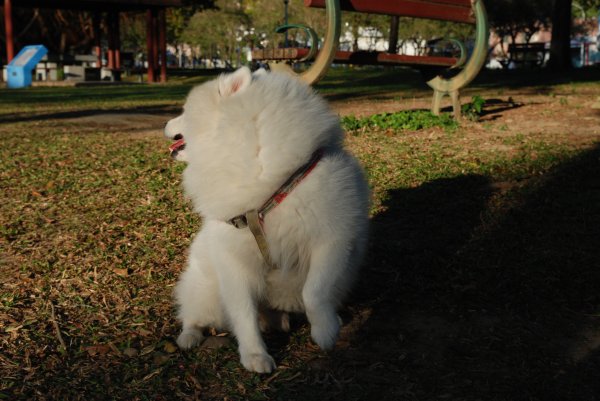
[{"left": 302, "top": 239, "right": 361, "bottom": 351}]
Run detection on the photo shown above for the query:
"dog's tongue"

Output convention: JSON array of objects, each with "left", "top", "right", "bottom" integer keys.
[{"left": 169, "top": 139, "right": 186, "bottom": 153}]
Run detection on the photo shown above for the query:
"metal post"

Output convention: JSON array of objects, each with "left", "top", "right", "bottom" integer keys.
[
  {"left": 4, "top": 0, "right": 14, "bottom": 62},
  {"left": 388, "top": 16, "right": 399, "bottom": 53},
  {"left": 146, "top": 8, "right": 156, "bottom": 83},
  {"left": 158, "top": 8, "right": 167, "bottom": 83},
  {"left": 107, "top": 12, "right": 116, "bottom": 69},
  {"left": 114, "top": 12, "right": 121, "bottom": 70},
  {"left": 92, "top": 12, "right": 102, "bottom": 67},
  {"left": 284, "top": 0, "right": 289, "bottom": 47},
  {"left": 152, "top": 9, "right": 159, "bottom": 72}
]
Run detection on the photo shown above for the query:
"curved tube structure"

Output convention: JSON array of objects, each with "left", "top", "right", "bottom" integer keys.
[
  {"left": 269, "top": 0, "right": 488, "bottom": 118},
  {"left": 427, "top": 0, "right": 489, "bottom": 117},
  {"left": 275, "top": 24, "right": 320, "bottom": 62},
  {"left": 269, "top": 0, "right": 341, "bottom": 84}
]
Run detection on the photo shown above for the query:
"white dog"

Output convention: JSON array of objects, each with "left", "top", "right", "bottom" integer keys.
[{"left": 165, "top": 67, "right": 369, "bottom": 373}]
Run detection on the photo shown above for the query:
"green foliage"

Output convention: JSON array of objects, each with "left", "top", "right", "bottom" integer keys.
[
  {"left": 342, "top": 110, "right": 458, "bottom": 132},
  {"left": 573, "top": 0, "right": 600, "bottom": 16},
  {"left": 341, "top": 12, "right": 389, "bottom": 51},
  {"left": 120, "top": 14, "right": 147, "bottom": 53},
  {"left": 246, "top": 0, "right": 328, "bottom": 48},
  {"left": 181, "top": 0, "right": 251, "bottom": 65},
  {"left": 395, "top": 17, "right": 475, "bottom": 54},
  {"left": 461, "top": 95, "right": 486, "bottom": 121}
]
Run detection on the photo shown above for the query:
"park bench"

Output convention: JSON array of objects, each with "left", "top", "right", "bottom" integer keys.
[
  {"left": 506, "top": 42, "right": 548, "bottom": 68},
  {"left": 252, "top": 0, "right": 489, "bottom": 118}
]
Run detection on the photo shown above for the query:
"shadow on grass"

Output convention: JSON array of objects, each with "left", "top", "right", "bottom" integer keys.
[
  {"left": 0, "top": 84, "right": 192, "bottom": 105},
  {"left": 317, "top": 65, "right": 600, "bottom": 104},
  {"left": 477, "top": 97, "right": 524, "bottom": 117},
  {"left": 317, "top": 66, "right": 430, "bottom": 103},
  {"left": 0, "top": 104, "right": 182, "bottom": 124},
  {"left": 473, "top": 66, "right": 600, "bottom": 90},
  {"left": 276, "top": 144, "right": 600, "bottom": 400}
]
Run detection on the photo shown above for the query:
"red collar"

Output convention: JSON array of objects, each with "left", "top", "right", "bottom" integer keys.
[{"left": 228, "top": 149, "right": 324, "bottom": 229}]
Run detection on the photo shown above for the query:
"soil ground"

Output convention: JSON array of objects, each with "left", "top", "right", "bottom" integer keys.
[{"left": 2, "top": 67, "right": 600, "bottom": 400}]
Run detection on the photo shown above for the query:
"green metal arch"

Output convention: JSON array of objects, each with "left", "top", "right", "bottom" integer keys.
[
  {"left": 275, "top": 24, "right": 320, "bottom": 62},
  {"left": 426, "top": 0, "right": 489, "bottom": 93},
  {"left": 269, "top": 0, "right": 340, "bottom": 84}
]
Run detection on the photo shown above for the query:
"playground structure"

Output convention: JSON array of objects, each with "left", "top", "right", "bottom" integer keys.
[{"left": 1, "top": 0, "right": 182, "bottom": 83}]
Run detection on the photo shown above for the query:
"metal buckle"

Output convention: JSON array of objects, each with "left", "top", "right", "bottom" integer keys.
[{"left": 228, "top": 214, "right": 248, "bottom": 229}]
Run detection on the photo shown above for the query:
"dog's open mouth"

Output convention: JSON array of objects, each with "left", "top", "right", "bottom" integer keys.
[{"left": 169, "top": 137, "right": 186, "bottom": 158}]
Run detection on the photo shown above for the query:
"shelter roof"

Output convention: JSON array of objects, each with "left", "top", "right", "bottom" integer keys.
[{"left": 12, "top": 0, "right": 184, "bottom": 11}]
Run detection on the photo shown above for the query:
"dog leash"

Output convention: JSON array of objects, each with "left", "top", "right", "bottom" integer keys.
[{"left": 226, "top": 149, "right": 324, "bottom": 269}]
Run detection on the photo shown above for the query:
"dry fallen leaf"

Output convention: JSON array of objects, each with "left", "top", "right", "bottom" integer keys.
[
  {"left": 123, "top": 347, "right": 139, "bottom": 357},
  {"left": 85, "top": 345, "right": 111, "bottom": 356},
  {"left": 112, "top": 268, "right": 129, "bottom": 277},
  {"left": 163, "top": 341, "right": 178, "bottom": 353}
]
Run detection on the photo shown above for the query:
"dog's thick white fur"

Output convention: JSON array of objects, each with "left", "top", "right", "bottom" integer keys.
[{"left": 165, "top": 67, "right": 369, "bottom": 373}]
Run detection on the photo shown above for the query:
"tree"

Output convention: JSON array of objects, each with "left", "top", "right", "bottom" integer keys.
[
  {"left": 245, "top": 0, "right": 328, "bottom": 49},
  {"left": 181, "top": 0, "right": 250, "bottom": 66},
  {"left": 393, "top": 17, "right": 474, "bottom": 56},
  {"left": 546, "top": 0, "right": 600, "bottom": 71},
  {"left": 547, "top": 0, "right": 573, "bottom": 71},
  {"left": 486, "top": 0, "right": 551, "bottom": 63}
]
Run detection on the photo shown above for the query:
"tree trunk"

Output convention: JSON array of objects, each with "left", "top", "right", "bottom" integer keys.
[
  {"left": 547, "top": 0, "right": 572, "bottom": 71},
  {"left": 388, "top": 16, "right": 399, "bottom": 53}
]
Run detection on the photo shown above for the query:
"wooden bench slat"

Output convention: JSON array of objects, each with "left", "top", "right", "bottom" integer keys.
[
  {"left": 305, "top": 0, "right": 475, "bottom": 24},
  {"left": 252, "top": 48, "right": 306, "bottom": 60},
  {"left": 338, "top": 51, "right": 457, "bottom": 66},
  {"left": 252, "top": 48, "right": 457, "bottom": 67}
]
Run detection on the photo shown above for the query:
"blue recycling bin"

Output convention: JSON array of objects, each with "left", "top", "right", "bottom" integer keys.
[{"left": 6, "top": 45, "right": 48, "bottom": 89}]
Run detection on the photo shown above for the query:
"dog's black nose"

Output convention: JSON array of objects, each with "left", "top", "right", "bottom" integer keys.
[{"left": 174, "top": 133, "right": 183, "bottom": 140}]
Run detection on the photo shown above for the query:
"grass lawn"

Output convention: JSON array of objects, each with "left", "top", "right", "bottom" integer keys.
[{"left": 1, "top": 67, "right": 600, "bottom": 400}]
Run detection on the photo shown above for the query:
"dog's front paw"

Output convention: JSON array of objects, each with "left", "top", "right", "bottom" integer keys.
[
  {"left": 240, "top": 352, "right": 276, "bottom": 373},
  {"left": 310, "top": 317, "right": 340, "bottom": 351},
  {"left": 176, "top": 328, "right": 204, "bottom": 350}
]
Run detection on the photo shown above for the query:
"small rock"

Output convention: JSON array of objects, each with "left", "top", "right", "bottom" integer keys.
[
  {"left": 153, "top": 352, "right": 170, "bottom": 365},
  {"left": 163, "top": 341, "right": 178, "bottom": 354},
  {"left": 200, "top": 336, "right": 232, "bottom": 350},
  {"left": 123, "top": 347, "right": 139, "bottom": 357},
  {"left": 140, "top": 344, "right": 155, "bottom": 356}
]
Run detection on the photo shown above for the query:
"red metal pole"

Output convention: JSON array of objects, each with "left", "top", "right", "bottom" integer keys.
[
  {"left": 107, "top": 12, "right": 116, "bottom": 69},
  {"left": 158, "top": 8, "right": 167, "bottom": 83},
  {"left": 114, "top": 12, "right": 121, "bottom": 70},
  {"left": 152, "top": 9, "right": 159, "bottom": 74},
  {"left": 146, "top": 8, "right": 156, "bottom": 82},
  {"left": 4, "top": 0, "right": 15, "bottom": 62},
  {"left": 92, "top": 12, "right": 102, "bottom": 67}
]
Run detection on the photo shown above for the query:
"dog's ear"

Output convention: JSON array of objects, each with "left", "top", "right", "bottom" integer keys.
[{"left": 218, "top": 67, "right": 252, "bottom": 97}]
